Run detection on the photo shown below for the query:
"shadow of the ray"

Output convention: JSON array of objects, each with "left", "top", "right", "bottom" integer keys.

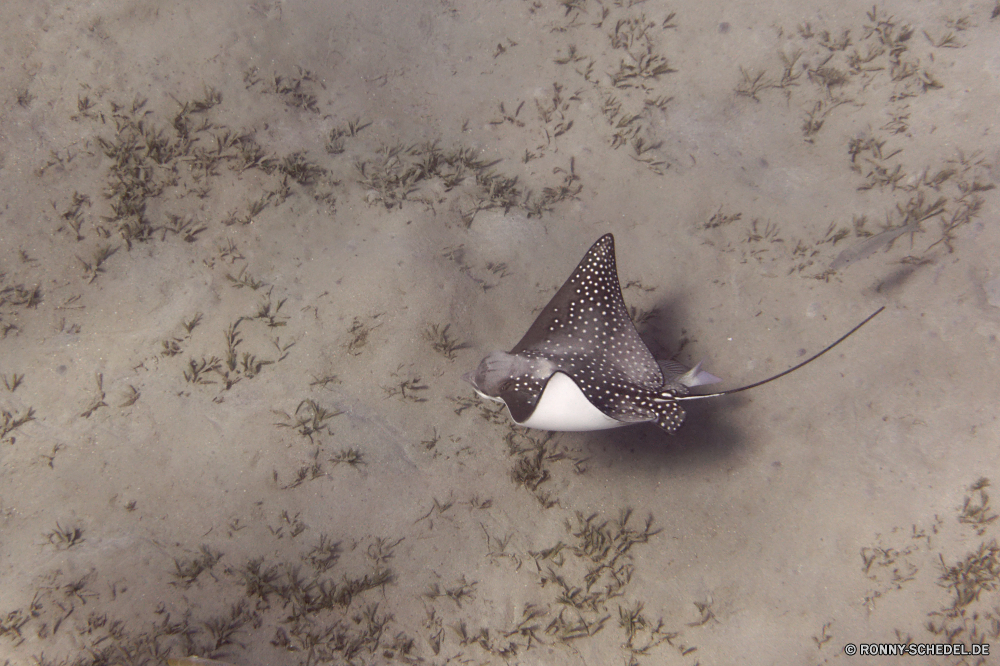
[
  {"left": 580, "top": 389, "right": 751, "bottom": 474},
  {"left": 577, "top": 293, "right": 758, "bottom": 468}
]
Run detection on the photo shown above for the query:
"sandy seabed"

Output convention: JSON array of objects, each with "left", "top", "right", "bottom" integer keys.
[{"left": 1, "top": 1, "right": 1000, "bottom": 665}]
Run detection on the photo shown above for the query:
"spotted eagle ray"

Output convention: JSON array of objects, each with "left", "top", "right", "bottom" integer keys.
[{"left": 464, "top": 233, "right": 883, "bottom": 433}]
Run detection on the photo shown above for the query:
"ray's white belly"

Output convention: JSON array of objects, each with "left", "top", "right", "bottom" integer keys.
[{"left": 517, "top": 372, "right": 624, "bottom": 431}]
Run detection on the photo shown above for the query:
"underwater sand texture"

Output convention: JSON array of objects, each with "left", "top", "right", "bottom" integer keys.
[{"left": 1, "top": 0, "right": 999, "bottom": 664}]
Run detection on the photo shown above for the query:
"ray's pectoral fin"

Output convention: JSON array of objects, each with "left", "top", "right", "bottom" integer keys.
[{"left": 510, "top": 234, "right": 664, "bottom": 390}]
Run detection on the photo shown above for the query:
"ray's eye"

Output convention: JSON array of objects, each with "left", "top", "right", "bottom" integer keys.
[{"left": 499, "top": 380, "right": 515, "bottom": 393}]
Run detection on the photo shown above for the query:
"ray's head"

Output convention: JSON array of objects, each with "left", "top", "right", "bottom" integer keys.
[{"left": 463, "top": 351, "right": 553, "bottom": 399}]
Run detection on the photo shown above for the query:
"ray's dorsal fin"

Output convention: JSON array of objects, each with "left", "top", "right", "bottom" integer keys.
[{"left": 676, "top": 306, "right": 885, "bottom": 402}]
